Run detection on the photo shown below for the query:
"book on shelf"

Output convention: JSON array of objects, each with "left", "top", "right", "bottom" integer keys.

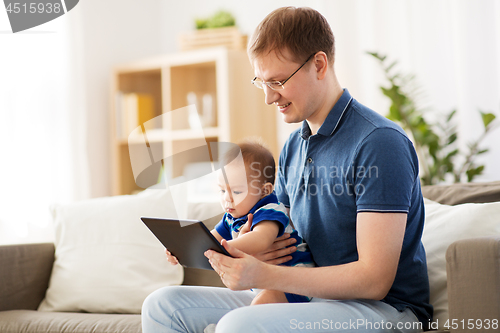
[{"left": 116, "top": 92, "right": 156, "bottom": 139}]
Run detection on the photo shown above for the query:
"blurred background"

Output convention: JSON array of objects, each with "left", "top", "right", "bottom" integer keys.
[{"left": 0, "top": 0, "right": 499, "bottom": 244}]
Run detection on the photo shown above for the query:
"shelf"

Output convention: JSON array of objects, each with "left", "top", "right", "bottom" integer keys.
[
  {"left": 169, "top": 127, "right": 219, "bottom": 140},
  {"left": 111, "top": 48, "right": 277, "bottom": 195},
  {"left": 123, "top": 127, "right": 220, "bottom": 145}
]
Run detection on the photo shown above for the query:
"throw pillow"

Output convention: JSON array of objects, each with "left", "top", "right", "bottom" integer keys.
[
  {"left": 422, "top": 198, "right": 500, "bottom": 328},
  {"left": 38, "top": 189, "right": 184, "bottom": 314}
]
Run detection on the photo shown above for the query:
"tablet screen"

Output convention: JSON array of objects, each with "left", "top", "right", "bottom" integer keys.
[{"left": 141, "top": 217, "right": 231, "bottom": 270}]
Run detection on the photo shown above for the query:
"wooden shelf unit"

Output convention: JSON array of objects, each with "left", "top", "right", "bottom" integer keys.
[{"left": 111, "top": 47, "right": 277, "bottom": 195}]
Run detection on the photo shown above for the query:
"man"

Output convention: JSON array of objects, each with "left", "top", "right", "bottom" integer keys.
[{"left": 142, "top": 7, "right": 432, "bottom": 332}]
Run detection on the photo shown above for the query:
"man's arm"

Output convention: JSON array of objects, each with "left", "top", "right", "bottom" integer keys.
[{"left": 206, "top": 212, "right": 406, "bottom": 300}]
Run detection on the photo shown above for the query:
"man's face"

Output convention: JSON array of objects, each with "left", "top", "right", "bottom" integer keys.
[
  {"left": 253, "top": 49, "right": 321, "bottom": 124},
  {"left": 217, "top": 163, "right": 263, "bottom": 219}
]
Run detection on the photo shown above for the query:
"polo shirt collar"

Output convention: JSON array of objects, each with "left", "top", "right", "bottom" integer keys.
[{"left": 300, "top": 89, "right": 353, "bottom": 139}]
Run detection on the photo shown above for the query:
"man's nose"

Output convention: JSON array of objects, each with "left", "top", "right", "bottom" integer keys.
[{"left": 263, "top": 85, "right": 280, "bottom": 105}]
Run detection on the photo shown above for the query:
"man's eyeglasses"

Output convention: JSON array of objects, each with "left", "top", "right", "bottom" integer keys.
[{"left": 251, "top": 53, "right": 316, "bottom": 91}]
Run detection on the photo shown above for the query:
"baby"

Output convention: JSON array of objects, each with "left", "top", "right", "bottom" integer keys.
[{"left": 167, "top": 139, "right": 314, "bottom": 305}]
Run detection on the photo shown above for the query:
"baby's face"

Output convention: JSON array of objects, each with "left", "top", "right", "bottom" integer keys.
[{"left": 217, "top": 162, "right": 263, "bottom": 219}]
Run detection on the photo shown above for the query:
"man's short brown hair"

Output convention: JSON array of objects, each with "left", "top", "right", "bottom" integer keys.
[{"left": 248, "top": 6, "right": 335, "bottom": 65}]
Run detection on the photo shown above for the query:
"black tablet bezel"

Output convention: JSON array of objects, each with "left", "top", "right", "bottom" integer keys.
[{"left": 140, "top": 217, "right": 232, "bottom": 270}]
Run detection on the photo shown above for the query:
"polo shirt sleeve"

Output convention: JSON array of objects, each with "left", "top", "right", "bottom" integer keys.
[
  {"left": 353, "top": 127, "right": 419, "bottom": 213},
  {"left": 275, "top": 146, "right": 291, "bottom": 208},
  {"left": 214, "top": 214, "right": 233, "bottom": 240},
  {"left": 251, "top": 203, "right": 289, "bottom": 238}
]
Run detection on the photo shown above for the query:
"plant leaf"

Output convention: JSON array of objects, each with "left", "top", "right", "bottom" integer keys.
[
  {"left": 367, "top": 51, "right": 385, "bottom": 62},
  {"left": 466, "top": 165, "right": 485, "bottom": 182},
  {"left": 447, "top": 133, "right": 458, "bottom": 145},
  {"left": 447, "top": 110, "right": 457, "bottom": 122},
  {"left": 386, "top": 60, "right": 398, "bottom": 73},
  {"left": 446, "top": 149, "right": 459, "bottom": 159},
  {"left": 480, "top": 111, "right": 496, "bottom": 128}
]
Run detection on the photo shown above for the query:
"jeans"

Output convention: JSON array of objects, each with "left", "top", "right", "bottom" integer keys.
[{"left": 142, "top": 286, "right": 423, "bottom": 333}]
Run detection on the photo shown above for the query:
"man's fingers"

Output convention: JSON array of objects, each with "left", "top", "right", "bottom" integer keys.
[
  {"left": 268, "top": 236, "right": 296, "bottom": 252},
  {"left": 221, "top": 239, "right": 246, "bottom": 258},
  {"left": 266, "top": 244, "right": 296, "bottom": 259},
  {"left": 204, "top": 241, "right": 239, "bottom": 272},
  {"left": 266, "top": 255, "right": 293, "bottom": 265},
  {"left": 253, "top": 242, "right": 296, "bottom": 263},
  {"left": 206, "top": 253, "right": 225, "bottom": 275},
  {"left": 275, "top": 233, "right": 291, "bottom": 241}
]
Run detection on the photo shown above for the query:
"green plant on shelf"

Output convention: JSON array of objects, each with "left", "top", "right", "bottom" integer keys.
[
  {"left": 195, "top": 10, "right": 236, "bottom": 30},
  {"left": 368, "top": 51, "right": 498, "bottom": 185}
]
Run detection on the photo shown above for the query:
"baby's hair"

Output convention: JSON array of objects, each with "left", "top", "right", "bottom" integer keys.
[{"left": 221, "top": 138, "right": 276, "bottom": 185}]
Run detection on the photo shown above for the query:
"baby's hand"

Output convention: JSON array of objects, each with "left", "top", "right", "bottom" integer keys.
[
  {"left": 165, "top": 249, "right": 180, "bottom": 265},
  {"left": 238, "top": 214, "right": 253, "bottom": 237}
]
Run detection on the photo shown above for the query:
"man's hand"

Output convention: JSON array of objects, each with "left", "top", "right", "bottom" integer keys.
[
  {"left": 253, "top": 233, "right": 297, "bottom": 264},
  {"left": 238, "top": 213, "right": 297, "bottom": 265},
  {"left": 205, "top": 240, "right": 268, "bottom": 290}
]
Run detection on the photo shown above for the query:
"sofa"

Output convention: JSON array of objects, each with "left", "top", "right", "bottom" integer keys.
[{"left": 1, "top": 181, "right": 499, "bottom": 333}]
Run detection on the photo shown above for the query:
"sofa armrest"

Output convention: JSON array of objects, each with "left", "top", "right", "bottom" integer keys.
[
  {"left": 0, "top": 243, "right": 55, "bottom": 311},
  {"left": 446, "top": 237, "right": 500, "bottom": 332}
]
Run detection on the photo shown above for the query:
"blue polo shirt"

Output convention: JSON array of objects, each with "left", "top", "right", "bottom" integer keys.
[{"left": 275, "top": 89, "right": 433, "bottom": 326}]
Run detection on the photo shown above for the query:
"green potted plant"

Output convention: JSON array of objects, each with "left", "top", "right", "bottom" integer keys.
[
  {"left": 179, "top": 10, "right": 246, "bottom": 51},
  {"left": 368, "top": 52, "right": 498, "bottom": 185},
  {"left": 195, "top": 10, "right": 236, "bottom": 30}
]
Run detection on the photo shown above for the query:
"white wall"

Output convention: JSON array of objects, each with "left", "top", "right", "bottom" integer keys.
[{"left": 75, "top": 0, "right": 164, "bottom": 197}]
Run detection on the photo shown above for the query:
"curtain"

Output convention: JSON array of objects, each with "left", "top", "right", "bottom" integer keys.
[{"left": 0, "top": 11, "right": 90, "bottom": 244}]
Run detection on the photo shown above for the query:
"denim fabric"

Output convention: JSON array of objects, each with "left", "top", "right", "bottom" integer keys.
[{"left": 142, "top": 285, "right": 423, "bottom": 333}]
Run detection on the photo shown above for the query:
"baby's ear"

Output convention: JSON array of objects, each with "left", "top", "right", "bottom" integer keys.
[{"left": 261, "top": 182, "right": 274, "bottom": 197}]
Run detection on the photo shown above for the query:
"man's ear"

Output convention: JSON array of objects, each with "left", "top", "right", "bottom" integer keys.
[
  {"left": 314, "top": 52, "right": 329, "bottom": 80},
  {"left": 261, "top": 182, "right": 273, "bottom": 197}
]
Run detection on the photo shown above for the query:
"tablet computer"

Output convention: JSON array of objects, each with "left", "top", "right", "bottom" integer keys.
[{"left": 140, "top": 217, "right": 232, "bottom": 270}]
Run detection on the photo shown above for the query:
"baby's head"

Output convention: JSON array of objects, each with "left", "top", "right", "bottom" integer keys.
[{"left": 218, "top": 139, "right": 275, "bottom": 218}]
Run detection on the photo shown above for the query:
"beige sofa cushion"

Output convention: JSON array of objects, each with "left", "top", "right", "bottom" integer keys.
[
  {"left": 0, "top": 243, "right": 54, "bottom": 311},
  {"left": 38, "top": 189, "right": 183, "bottom": 314},
  {"left": 0, "top": 310, "right": 140, "bottom": 333},
  {"left": 422, "top": 181, "right": 500, "bottom": 205},
  {"left": 446, "top": 237, "right": 500, "bottom": 330},
  {"left": 422, "top": 199, "right": 500, "bottom": 329}
]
